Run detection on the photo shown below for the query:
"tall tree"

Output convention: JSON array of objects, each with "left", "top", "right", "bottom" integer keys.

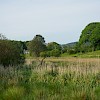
[
  {"left": 78, "top": 22, "right": 100, "bottom": 51},
  {"left": 29, "top": 35, "right": 47, "bottom": 57}
]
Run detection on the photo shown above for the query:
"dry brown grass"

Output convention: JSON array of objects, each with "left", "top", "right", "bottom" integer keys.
[
  {"left": 25, "top": 57, "right": 100, "bottom": 64},
  {"left": 26, "top": 57, "right": 100, "bottom": 76},
  {"left": 1, "top": 57, "right": 100, "bottom": 99}
]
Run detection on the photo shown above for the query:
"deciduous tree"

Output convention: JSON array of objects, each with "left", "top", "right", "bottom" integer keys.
[{"left": 28, "top": 35, "right": 47, "bottom": 57}]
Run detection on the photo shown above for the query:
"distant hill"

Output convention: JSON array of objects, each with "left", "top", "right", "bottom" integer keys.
[{"left": 61, "top": 42, "right": 78, "bottom": 48}]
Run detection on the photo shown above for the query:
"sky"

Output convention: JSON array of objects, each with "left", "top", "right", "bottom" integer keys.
[{"left": 0, "top": 0, "right": 100, "bottom": 44}]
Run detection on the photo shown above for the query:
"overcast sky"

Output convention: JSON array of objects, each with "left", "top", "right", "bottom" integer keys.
[{"left": 0, "top": 0, "right": 100, "bottom": 44}]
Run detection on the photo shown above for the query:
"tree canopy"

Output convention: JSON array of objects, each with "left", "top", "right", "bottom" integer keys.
[
  {"left": 0, "top": 34, "right": 25, "bottom": 67},
  {"left": 47, "top": 42, "right": 61, "bottom": 51},
  {"left": 28, "top": 35, "right": 47, "bottom": 57},
  {"left": 45, "top": 42, "right": 62, "bottom": 57},
  {"left": 0, "top": 22, "right": 100, "bottom": 60},
  {"left": 78, "top": 22, "right": 100, "bottom": 51}
]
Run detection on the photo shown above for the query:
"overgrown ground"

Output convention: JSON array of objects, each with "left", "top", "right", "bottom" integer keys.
[
  {"left": 0, "top": 58, "right": 100, "bottom": 100},
  {"left": 61, "top": 50, "right": 100, "bottom": 58}
]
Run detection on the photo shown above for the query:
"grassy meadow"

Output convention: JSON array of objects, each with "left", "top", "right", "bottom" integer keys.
[
  {"left": 61, "top": 50, "right": 100, "bottom": 58},
  {"left": 0, "top": 57, "right": 100, "bottom": 100}
]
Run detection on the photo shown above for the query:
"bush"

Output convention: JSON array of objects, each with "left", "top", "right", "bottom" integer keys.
[
  {"left": 50, "top": 49, "right": 61, "bottom": 57},
  {"left": 40, "top": 49, "right": 61, "bottom": 57},
  {"left": 0, "top": 40, "right": 25, "bottom": 67}
]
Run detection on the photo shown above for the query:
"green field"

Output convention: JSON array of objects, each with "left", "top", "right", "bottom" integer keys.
[
  {"left": 0, "top": 58, "right": 100, "bottom": 100},
  {"left": 61, "top": 50, "right": 100, "bottom": 58}
]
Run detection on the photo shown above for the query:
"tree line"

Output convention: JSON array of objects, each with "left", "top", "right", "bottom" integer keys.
[
  {"left": 0, "top": 22, "right": 100, "bottom": 66},
  {"left": 28, "top": 35, "right": 62, "bottom": 57}
]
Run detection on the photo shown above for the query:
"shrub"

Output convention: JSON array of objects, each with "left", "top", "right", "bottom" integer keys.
[{"left": 0, "top": 40, "right": 25, "bottom": 67}]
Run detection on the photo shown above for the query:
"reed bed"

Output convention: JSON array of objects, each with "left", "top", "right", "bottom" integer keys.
[{"left": 0, "top": 58, "right": 100, "bottom": 100}]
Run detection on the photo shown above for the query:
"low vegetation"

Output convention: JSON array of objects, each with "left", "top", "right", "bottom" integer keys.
[
  {"left": 61, "top": 50, "right": 100, "bottom": 58},
  {"left": 0, "top": 58, "right": 100, "bottom": 100}
]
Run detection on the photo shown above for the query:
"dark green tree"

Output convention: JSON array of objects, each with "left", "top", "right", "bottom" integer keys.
[
  {"left": 28, "top": 35, "right": 47, "bottom": 57},
  {"left": 46, "top": 42, "right": 62, "bottom": 57},
  {"left": 0, "top": 34, "right": 25, "bottom": 67},
  {"left": 78, "top": 22, "right": 100, "bottom": 52},
  {"left": 47, "top": 42, "right": 61, "bottom": 51},
  {"left": 0, "top": 40, "right": 24, "bottom": 67}
]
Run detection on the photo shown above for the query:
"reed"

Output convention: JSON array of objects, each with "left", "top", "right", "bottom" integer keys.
[{"left": 0, "top": 58, "right": 100, "bottom": 100}]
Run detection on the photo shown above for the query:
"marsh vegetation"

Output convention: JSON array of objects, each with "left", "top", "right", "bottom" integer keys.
[
  {"left": 0, "top": 58, "right": 100, "bottom": 100},
  {"left": 0, "top": 22, "right": 100, "bottom": 99}
]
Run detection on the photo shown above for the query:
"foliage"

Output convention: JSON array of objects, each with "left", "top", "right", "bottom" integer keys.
[
  {"left": 61, "top": 42, "right": 79, "bottom": 55},
  {"left": 40, "top": 51, "right": 48, "bottom": 57},
  {"left": 28, "top": 35, "right": 47, "bottom": 57},
  {"left": 79, "top": 22, "right": 100, "bottom": 52},
  {"left": 61, "top": 50, "right": 100, "bottom": 58},
  {"left": 47, "top": 42, "right": 61, "bottom": 51},
  {"left": 0, "top": 59, "right": 100, "bottom": 99},
  {"left": 0, "top": 34, "right": 25, "bottom": 67},
  {"left": 11, "top": 40, "right": 25, "bottom": 54},
  {"left": 49, "top": 49, "right": 61, "bottom": 57},
  {"left": 40, "top": 49, "right": 61, "bottom": 57},
  {"left": 0, "top": 40, "right": 25, "bottom": 66},
  {"left": 46, "top": 42, "right": 62, "bottom": 57}
]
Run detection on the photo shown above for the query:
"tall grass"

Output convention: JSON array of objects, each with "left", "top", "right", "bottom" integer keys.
[{"left": 0, "top": 58, "right": 100, "bottom": 100}]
